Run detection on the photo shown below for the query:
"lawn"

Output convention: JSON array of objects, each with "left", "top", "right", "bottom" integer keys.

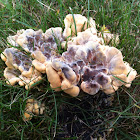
[{"left": 0, "top": 0, "right": 140, "bottom": 140}]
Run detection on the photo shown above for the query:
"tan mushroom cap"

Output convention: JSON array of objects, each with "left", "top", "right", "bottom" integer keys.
[
  {"left": 23, "top": 112, "right": 33, "bottom": 121},
  {"left": 110, "top": 63, "right": 137, "bottom": 88},
  {"left": 3, "top": 67, "right": 42, "bottom": 90},
  {"left": 110, "top": 74, "right": 127, "bottom": 87},
  {"left": 32, "top": 50, "right": 46, "bottom": 63},
  {"left": 1, "top": 50, "right": 15, "bottom": 68},
  {"left": 50, "top": 60, "right": 80, "bottom": 96},
  {"left": 46, "top": 62, "right": 61, "bottom": 91},
  {"left": 76, "top": 31, "right": 99, "bottom": 45},
  {"left": 90, "top": 44, "right": 107, "bottom": 64},
  {"left": 1, "top": 48, "right": 33, "bottom": 74},
  {"left": 16, "top": 29, "right": 35, "bottom": 50},
  {"left": 108, "top": 52, "right": 128, "bottom": 75},
  {"left": 105, "top": 47, "right": 121, "bottom": 63},
  {"left": 63, "top": 85, "right": 80, "bottom": 97},
  {"left": 63, "top": 14, "right": 88, "bottom": 38},
  {"left": 7, "top": 29, "right": 25, "bottom": 47},
  {"left": 81, "top": 81, "right": 101, "bottom": 95},
  {"left": 32, "top": 103, "right": 40, "bottom": 115},
  {"left": 32, "top": 50, "right": 48, "bottom": 73},
  {"left": 4, "top": 67, "right": 20, "bottom": 86},
  {"left": 23, "top": 99, "right": 34, "bottom": 121},
  {"left": 19, "top": 70, "right": 42, "bottom": 90},
  {"left": 52, "top": 60, "right": 77, "bottom": 84},
  {"left": 85, "top": 27, "right": 97, "bottom": 36},
  {"left": 32, "top": 59, "right": 47, "bottom": 73},
  {"left": 16, "top": 29, "right": 43, "bottom": 52},
  {"left": 103, "top": 84, "right": 118, "bottom": 94},
  {"left": 95, "top": 72, "right": 112, "bottom": 89},
  {"left": 44, "top": 27, "right": 63, "bottom": 40},
  {"left": 65, "top": 29, "right": 103, "bottom": 47},
  {"left": 61, "top": 79, "right": 72, "bottom": 90},
  {"left": 125, "top": 68, "right": 137, "bottom": 87}
]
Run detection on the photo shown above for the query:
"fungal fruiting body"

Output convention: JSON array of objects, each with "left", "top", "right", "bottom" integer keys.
[
  {"left": 1, "top": 48, "right": 42, "bottom": 89},
  {"left": 1, "top": 14, "right": 137, "bottom": 96},
  {"left": 23, "top": 99, "right": 45, "bottom": 121}
]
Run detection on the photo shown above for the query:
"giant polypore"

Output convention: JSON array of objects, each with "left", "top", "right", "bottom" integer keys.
[{"left": 1, "top": 14, "right": 137, "bottom": 96}]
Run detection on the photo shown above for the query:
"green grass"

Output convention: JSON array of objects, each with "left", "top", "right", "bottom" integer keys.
[{"left": 0, "top": 0, "right": 140, "bottom": 139}]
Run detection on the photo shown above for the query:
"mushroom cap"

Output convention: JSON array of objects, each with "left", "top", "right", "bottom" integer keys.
[
  {"left": 105, "top": 47, "right": 121, "bottom": 63},
  {"left": 7, "top": 29, "right": 25, "bottom": 47},
  {"left": 4, "top": 67, "right": 20, "bottom": 85},
  {"left": 2, "top": 48, "right": 33, "bottom": 73},
  {"left": 110, "top": 63, "right": 137, "bottom": 88},
  {"left": 23, "top": 112, "right": 32, "bottom": 121},
  {"left": 61, "top": 79, "right": 73, "bottom": 90},
  {"left": 1, "top": 48, "right": 42, "bottom": 89},
  {"left": 63, "top": 85, "right": 80, "bottom": 97},
  {"left": 81, "top": 81, "right": 101, "bottom": 95},
  {"left": 16, "top": 29, "right": 37, "bottom": 52},
  {"left": 125, "top": 67, "right": 137, "bottom": 87},
  {"left": 108, "top": 53, "right": 128, "bottom": 75},
  {"left": 95, "top": 72, "right": 111, "bottom": 89},
  {"left": 18, "top": 70, "right": 42, "bottom": 90},
  {"left": 32, "top": 103, "right": 40, "bottom": 115},
  {"left": 32, "top": 59, "right": 46, "bottom": 73},
  {"left": 46, "top": 62, "right": 61, "bottom": 91},
  {"left": 103, "top": 84, "right": 118, "bottom": 94},
  {"left": 75, "top": 30, "right": 100, "bottom": 45},
  {"left": 63, "top": 14, "right": 88, "bottom": 38},
  {"left": 44, "top": 27, "right": 63, "bottom": 42},
  {"left": 51, "top": 60, "right": 77, "bottom": 84},
  {"left": 32, "top": 50, "right": 46, "bottom": 63}
]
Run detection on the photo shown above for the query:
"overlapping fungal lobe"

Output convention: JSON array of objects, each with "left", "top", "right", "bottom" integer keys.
[
  {"left": 46, "top": 62, "right": 62, "bottom": 91},
  {"left": 1, "top": 48, "right": 42, "bottom": 89},
  {"left": 18, "top": 69, "right": 42, "bottom": 90},
  {"left": 63, "top": 14, "right": 97, "bottom": 38},
  {"left": 32, "top": 27, "right": 63, "bottom": 73},
  {"left": 71, "top": 29, "right": 104, "bottom": 45},
  {"left": 46, "top": 60, "right": 80, "bottom": 97},
  {"left": 7, "top": 29, "right": 25, "bottom": 47},
  {"left": 102, "top": 46, "right": 137, "bottom": 94},
  {"left": 7, "top": 28, "right": 63, "bottom": 73},
  {"left": 62, "top": 27, "right": 137, "bottom": 95},
  {"left": 61, "top": 28, "right": 104, "bottom": 49},
  {"left": 1, "top": 48, "right": 32, "bottom": 74},
  {"left": 62, "top": 41, "right": 106, "bottom": 66},
  {"left": 4, "top": 67, "right": 20, "bottom": 86},
  {"left": 12, "top": 29, "right": 41, "bottom": 52},
  {"left": 80, "top": 66, "right": 110, "bottom": 95},
  {"left": 44, "top": 27, "right": 64, "bottom": 49},
  {"left": 109, "top": 62, "right": 137, "bottom": 89}
]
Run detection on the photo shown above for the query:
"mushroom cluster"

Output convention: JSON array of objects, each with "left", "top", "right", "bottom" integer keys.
[
  {"left": 1, "top": 14, "right": 137, "bottom": 97},
  {"left": 23, "top": 99, "right": 45, "bottom": 121}
]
